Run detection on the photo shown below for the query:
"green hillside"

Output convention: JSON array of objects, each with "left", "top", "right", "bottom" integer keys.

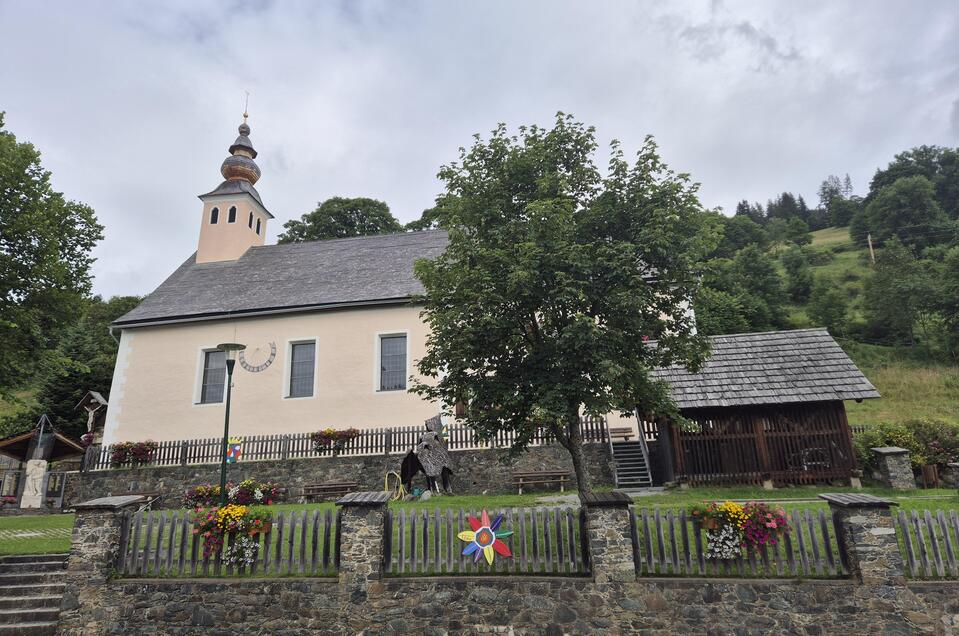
[{"left": 791, "top": 227, "right": 958, "bottom": 427}]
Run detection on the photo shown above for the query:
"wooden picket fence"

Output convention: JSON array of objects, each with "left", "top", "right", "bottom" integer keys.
[
  {"left": 384, "top": 506, "right": 590, "bottom": 576},
  {"left": 632, "top": 507, "right": 849, "bottom": 578},
  {"left": 894, "top": 509, "right": 959, "bottom": 579},
  {"left": 115, "top": 508, "right": 339, "bottom": 578},
  {"left": 86, "top": 416, "right": 609, "bottom": 471}
]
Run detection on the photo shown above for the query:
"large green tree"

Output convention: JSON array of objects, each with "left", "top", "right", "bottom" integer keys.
[
  {"left": 0, "top": 113, "right": 103, "bottom": 396},
  {"left": 807, "top": 277, "right": 848, "bottom": 336},
  {"left": 782, "top": 246, "right": 813, "bottom": 302},
  {"left": 868, "top": 145, "right": 959, "bottom": 218},
  {"left": 858, "top": 176, "right": 953, "bottom": 250},
  {"left": 862, "top": 237, "right": 939, "bottom": 346},
  {"left": 411, "top": 115, "right": 715, "bottom": 493},
  {"left": 0, "top": 295, "right": 141, "bottom": 438},
  {"left": 277, "top": 196, "right": 403, "bottom": 243},
  {"left": 711, "top": 214, "right": 767, "bottom": 258}
]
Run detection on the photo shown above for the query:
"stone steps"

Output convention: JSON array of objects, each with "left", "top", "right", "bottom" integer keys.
[
  {"left": 0, "top": 554, "right": 66, "bottom": 636},
  {"left": 0, "top": 595, "right": 62, "bottom": 610},
  {"left": 0, "top": 555, "right": 68, "bottom": 564},
  {"left": 0, "top": 620, "right": 58, "bottom": 635},
  {"left": 0, "top": 561, "right": 67, "bottom": 574},
  {"left": 0, "top": 607, "right": 60, "bottom": 624},
  {"left": 0, "top": 584, "right": 65, "bottom": 598}
]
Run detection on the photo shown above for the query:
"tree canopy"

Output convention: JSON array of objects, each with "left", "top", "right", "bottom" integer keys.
[
  {"left": 0, "top": 295, "right": 141, "bottom": 438},
  {"left": 0, "top": 113, "right": 103, "bottom": 396},
  {"left": 412, "top": 114, "right": 714, "bottom": 493},
  {"left": 859, "top": 176, "right": 953, "bottom": 249},
  {"left": 277, "top": 196, "right": 403, "bottom": 243}
]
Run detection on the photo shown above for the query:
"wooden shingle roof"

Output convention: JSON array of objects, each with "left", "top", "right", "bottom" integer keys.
[{"left": 650, "top": 328, "right": 880, "bottom": 410}]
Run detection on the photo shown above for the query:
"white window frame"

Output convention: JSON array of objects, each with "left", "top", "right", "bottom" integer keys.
[
  {"left": 374, "top": 331, "right": 409, "bottom": 393},
  {"left": 193, "top": 346, "right": 227, "bottom": 407},
  {"left": 283, "top": 337, "right": 318, "bottom": 400}
]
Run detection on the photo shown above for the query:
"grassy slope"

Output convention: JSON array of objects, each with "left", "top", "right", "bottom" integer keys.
[{"left": 788, "top": 227, "right": 959, "bottom": 427}]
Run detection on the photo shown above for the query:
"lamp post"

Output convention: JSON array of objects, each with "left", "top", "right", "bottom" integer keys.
[{"left": 217, "top": 343, "right": 246, "bottom": 507}]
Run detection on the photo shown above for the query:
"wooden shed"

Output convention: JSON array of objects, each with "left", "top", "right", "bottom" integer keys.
[{"left": 647, "top": 328, "right": 880, "bottom": 486}]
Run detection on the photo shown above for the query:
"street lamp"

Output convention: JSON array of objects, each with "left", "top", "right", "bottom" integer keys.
[{"left": 216, "top": 342, "right": 246, "bottom": 507}]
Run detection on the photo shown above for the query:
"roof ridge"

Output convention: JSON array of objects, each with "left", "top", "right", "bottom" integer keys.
[
  {"left": 711, "top": 327, "right": 828, "bottom": 340},
  {"left": 249, "top": 229, "right": 448, "bottom": 252}
]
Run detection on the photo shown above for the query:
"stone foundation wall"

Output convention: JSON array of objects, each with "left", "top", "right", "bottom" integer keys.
[
  {"left": 63, "top": 576, "right": 959, "bottom": 635},
  {"left": 64, "top": 443, "right": 613, "bottom": 508}
]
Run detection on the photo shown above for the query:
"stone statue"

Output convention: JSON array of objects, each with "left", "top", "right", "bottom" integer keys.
[{"left": 19, "top": 459, "right": 47, "bottom": 508}]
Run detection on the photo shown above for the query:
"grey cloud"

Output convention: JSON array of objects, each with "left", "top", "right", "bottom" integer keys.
[{"left": 0, "top": 0, "right": 957, "bottom": 299}]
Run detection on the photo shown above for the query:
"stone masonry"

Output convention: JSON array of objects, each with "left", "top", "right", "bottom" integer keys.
[
  {"left": 65, "top": 443, "right": 613, "bottom": 508},
  {"left": 58, "top": 495, "right": 148, "bottom": 634},
  {"left": 580, "top": 492, "right": 635, "bottom": 584},
  {"left": 871, "top": 446, "right": 916, "bottom": 490},
  {"left": 821, "top": 493, "right": 905, "bottom": 586},
  {"left": 58, "top": 492, "right": 959, "bottom": 635}
]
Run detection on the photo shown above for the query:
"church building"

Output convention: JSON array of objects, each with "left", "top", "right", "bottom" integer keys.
[{"left": 104, "top": 118, "right": 447, "bottom": 445}]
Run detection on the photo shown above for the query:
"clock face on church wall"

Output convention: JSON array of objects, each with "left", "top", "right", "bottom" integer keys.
[{"left": 239, "top": 342, "right": 277, "bottom": 373}]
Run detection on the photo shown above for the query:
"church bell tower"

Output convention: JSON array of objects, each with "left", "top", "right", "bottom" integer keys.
[{"left": 196, "top": 113, "right": 273, "bottom": 264}]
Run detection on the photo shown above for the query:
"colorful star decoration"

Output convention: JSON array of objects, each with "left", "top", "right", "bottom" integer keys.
[{"left": 458, "top": 510, "right": 513, "bottom": 565}]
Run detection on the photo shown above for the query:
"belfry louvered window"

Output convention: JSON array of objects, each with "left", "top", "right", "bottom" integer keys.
[{"left": 379, "top": 335, "right": 406, "bottom": 391}]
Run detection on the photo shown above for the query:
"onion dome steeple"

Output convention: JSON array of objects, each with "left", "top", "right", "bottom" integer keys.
[{"left": 220, "top": 112, "right": 261, "bottom": 185}]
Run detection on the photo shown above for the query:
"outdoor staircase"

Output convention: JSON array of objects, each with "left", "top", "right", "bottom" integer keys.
[
  {"left": 612, "top": 441, "right": 653, "bottom": 489},
  {"left": 0, "top": 554, "right": 67, "bottom": 636}
]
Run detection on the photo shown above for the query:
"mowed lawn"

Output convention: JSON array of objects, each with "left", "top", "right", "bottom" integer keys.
[{"left": 3, "top": 486, "right": 956, "bottom": 556}]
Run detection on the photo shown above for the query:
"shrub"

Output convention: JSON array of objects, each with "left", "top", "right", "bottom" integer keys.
[
  {"left": 109, "top": 440, "right": 158, "bottom": 467},
  {"left": 853, "top": 418, "right": 959, "bottom": 471}
]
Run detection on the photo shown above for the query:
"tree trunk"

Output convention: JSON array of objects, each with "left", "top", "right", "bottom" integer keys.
[{"left": 560, "top": 409, "right": 591, "bottom": 496}]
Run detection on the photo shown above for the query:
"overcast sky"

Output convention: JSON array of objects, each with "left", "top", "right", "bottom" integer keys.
[{"left": 2, "top": 1, "right": 957, "bottom": 298}]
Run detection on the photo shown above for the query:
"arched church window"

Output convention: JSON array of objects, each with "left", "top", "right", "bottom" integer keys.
[
  {"left": 248, "top": 212, "right": 254, "bottom": 228},
  {"left": 210, "top": 207, "right": 219, "bottom": 224},
  {"left": 255, "top": 218, "right": 261, "bottom": 235},
  {"left": 228, "top": 206, "right": 237, "bottom": 223}
]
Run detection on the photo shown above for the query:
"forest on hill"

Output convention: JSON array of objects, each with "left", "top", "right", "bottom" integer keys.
[{"left": 689, "top": 145, "right": 959, "bottom": 427}]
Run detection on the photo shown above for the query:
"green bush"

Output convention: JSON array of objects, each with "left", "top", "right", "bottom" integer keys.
[{"left": 853, "top": 418, "right": 959, "bottom": 472}]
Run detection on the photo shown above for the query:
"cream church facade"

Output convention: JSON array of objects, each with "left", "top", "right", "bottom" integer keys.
[{"left": 104, "top": 119, "right": 445, "bottom": 445}]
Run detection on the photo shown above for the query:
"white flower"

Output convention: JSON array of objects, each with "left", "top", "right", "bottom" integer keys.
[{"left": 254, "top": 488, "right": 263, "bottom": 501}]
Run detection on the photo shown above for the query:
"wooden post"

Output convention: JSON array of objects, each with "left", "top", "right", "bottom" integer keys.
[
  {"left": 384, "top": 428, "right": 392, "bottom": 456},
  {"left": 752, "top": 411, "right": 773, "bottom": 489},
  {"left": 659, "top": 420, "right": 676, "bottom": 484},
  {"left": 179, "top": 440, "right": 190, "bottom": 466},
  {"left": 281, "top": 435, "right": 291, "bottom": 460}
]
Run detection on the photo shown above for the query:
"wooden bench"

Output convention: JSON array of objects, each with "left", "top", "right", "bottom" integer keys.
[
  {"left": 303, "top": 481, "right": 358, "bottom": 502},
  {"left": 511, "top": 470, "right": 569, "bottom": 495},
  {"left": 608, "top": 427, "right": 634, "bottom": 442}
]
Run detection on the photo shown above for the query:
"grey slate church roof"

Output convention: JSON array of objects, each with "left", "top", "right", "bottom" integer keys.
[
  {"left": 114, "top": 230, "right": 449, "bottom": 327},
  {"left": 651, "top": 328, "right": 880, "bottom": 409}
]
